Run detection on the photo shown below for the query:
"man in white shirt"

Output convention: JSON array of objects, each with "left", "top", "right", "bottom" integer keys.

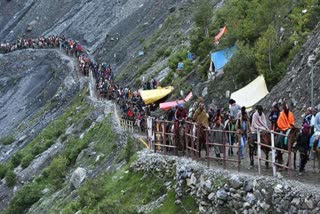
[{"left": 249, "top": 105, "right": 269, "bottom": 167}]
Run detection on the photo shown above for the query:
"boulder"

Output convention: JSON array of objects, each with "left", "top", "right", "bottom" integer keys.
[
  {"left": 274, "top": 184, "right": 283, "bottom": 194},
  {"left": 246, "top": 193, "right": 256, "bottom": 205},
  {"left": 216, "top": 189, "right": 227, "bottom": 201},
  {"left": 70, "top": 167, "right": 87, "bottom": 189},
  {"left": 18, "top": 135, "right": 27, "bottom": 143},
  {"left": 208, "top": 192, "right": 215, "bottom": 201},
  {"left": 230, "top": 175, "right": 243, "bottom": 189}
]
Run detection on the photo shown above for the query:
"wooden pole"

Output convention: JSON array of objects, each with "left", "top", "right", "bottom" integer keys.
[
  {"left": 271, "top": 130, "right": 277, "bottom": 176},
  {"left": 257, "top": 129, "right": 262, "bottom": 175}
]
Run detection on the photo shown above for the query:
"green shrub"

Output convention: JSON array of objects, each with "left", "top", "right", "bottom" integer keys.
[
  {"left": 6, "top": 170, "right": 16, "bottom": 187},
  {"left": 54, "top": 129, "right": 64, "bottom": 139},
  {"left": 0, "top": 164, "right": 8, "bottom": 179},
  {"left": 64, "top": 139, "right": 88, "bottom": 165},
  {"left": 125, "top": 137, "right": 134, "bottom": 163},
  {"left": 164, "top": 48, "right": 172, "bottom": 57},
  {"left": 21, "top": 154, "right": 34, "bottom": 169},
  {"left": 11, "top": 153, "right": 22, "bottom": 168},
  {"left": 0, "top": 135, "right": 15, "bottom": 145},
  {"left": 31, "top": 144, "right": 46, "bottom": 156},
  {"left": 78, "top": 177, "right": 105, "bottom": 207},
  {"left": 45, "top": 156, "right": 69, "bottom": 189},
  {"left": 5, "top": 184, "right": 43, "bottom": 214},
  {"left": 168, "top": 48, "right": 188, "bottom": 71},
  {"left": 60, "top": 134, "right": 68, "bottom": 142},
  {"left": 81, "top": 118, "right": 92, "bottom": 131},
  {"left": 161, "top": 71, "right": 175, "bottom": 85},
  {"left": 44, "top": 139, "right": 55, "bottom": 149}
]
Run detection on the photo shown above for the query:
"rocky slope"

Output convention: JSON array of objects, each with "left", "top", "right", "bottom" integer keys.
[
  {"left": 259, "top": 23, "right": 320, "bottom": 122},
  {"left": 0, "top": 49, "right": 80, "bottom": 159},
  {"left": 0, "top": 0, "right": 189, "bottom": 74},
  {"left": 1, "top": 0, "right": 320, "bottom": 213}
]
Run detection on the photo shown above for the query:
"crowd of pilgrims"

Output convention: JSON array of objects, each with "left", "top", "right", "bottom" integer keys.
[{"left": 2, "top": 36, "right": 320, "bottom": 174}]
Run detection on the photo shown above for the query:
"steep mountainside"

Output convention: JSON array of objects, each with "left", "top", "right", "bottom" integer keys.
[
  {"left": 1, "top": 0, "right": 320, "bottom": 213},
  {"left": 259, "top": 23, "right": 320, "bottom": 122},
  {"left": 0, "top": 49, "right": 79, "bottom": 137}
]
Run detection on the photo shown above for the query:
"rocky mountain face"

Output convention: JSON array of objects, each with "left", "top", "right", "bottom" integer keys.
[
  {"left": 259, "top": 23, "right": 320, "bottom": 123},
  {"left": 0, "top": 49, "right": 80, "bottom": 160},
  {"left": 0, "top": 0, "right": 186, "bottom": 74},
  {"left": 1, "top": 0, "right": 320, "bottom": 213}
]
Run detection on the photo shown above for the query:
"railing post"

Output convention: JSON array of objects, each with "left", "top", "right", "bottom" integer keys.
[
  {"left": 288, "top": 139, "right": 292, "bottom": 178},
  {"left": 196, "top": 125, "right": 200, "bottom": 159},
  {"left": 238, "top": 133, "right": 241, "bottom": 172},
  {"left": 257, "top": 129, "right": 262, "bottom": 175},
  {"left": 206, "top": 128, "right": 209, "bottom": 167},
  {"left": 162, "top": 122, "right": 166, "bottom": 155},
  {"left": 175, "top": 121, "right": 179, "bottom": 155},
  {"left": 154, "top": 121, "right": 157, "bottom": 153},
  {"left": 191, "top": 124, "right": 195, "bottom": 159},
  {"left": 223, "top": 130, "right": 226, "bottom": 170},
  {"left": 184, "top": 123, "right": 188, "bottom": 157},
  {"left": 271, "top": 130, "right": 277, "bottom": 176}
]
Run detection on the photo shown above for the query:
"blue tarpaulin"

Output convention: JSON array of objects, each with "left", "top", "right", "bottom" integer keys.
[
  {"left": 177, "top": 62, "right": 184, "bottom": 70},
  {"left": 211, "top": 46, "right": 236, "bottom": 71}
]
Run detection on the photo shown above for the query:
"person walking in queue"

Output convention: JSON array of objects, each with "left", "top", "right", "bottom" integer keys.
[
  {"left": 249, "top": 105, "right": 269, "bottom": 166},
  {"left": 193, "top": 102, "right": 209, "bottom": 157},
  {"left": 236, "top": 106, "right": 250, "bottom": 159},
  {"left": 210, "top": 117, "right": 224, "bottom": 159},
  {"left": 276, "top": 103, "right": 295, "bottom": 149},
  {"left": 311, "top": 110, "right": 320, "bottom": 172},
  {"left": 228, "top": 99, "right": 241, "bottom": 119},
  {"left": 224, "top": 115, "right": 237, "bottom": 156},
  {"left": 268, "top": 103, "right": 280, "bottom": 131},
  {"left": 174, "top": 103, "right": 187, "bottom": 152},
  {"left": 297, "top": 107, "right": 313, "bottom": 173}
]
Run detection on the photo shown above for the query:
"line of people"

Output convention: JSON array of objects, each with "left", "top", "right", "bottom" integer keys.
[
  {"left": 1, "top": 36, "right": 151, "bottom": 132},
  {"left": 159, "top": 97, "right": 320, "bottom": 173},
  {"left": 3, "top": 36, "right": 320, "bottom": 173}
]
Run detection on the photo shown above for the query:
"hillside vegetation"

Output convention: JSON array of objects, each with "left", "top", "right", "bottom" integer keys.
[{"left": 1, "top": 0, "right": 320, "bottom": 213}]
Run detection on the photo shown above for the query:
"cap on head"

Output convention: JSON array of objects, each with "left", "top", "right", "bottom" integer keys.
[{"left": 178, "top": 103, "right": 184, "bottom": 108}]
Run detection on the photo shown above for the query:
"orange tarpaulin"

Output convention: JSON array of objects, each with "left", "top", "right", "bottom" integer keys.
[
  {"left": 159, "top": 92, "right": 193, "bottom": 110},
  {"left": 214, "top": 26, "right": 227, "bottom": 43}
]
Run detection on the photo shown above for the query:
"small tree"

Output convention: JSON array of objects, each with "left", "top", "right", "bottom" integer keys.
[{"left": 195, "top": 0, "right": 213, "bottom": 37}]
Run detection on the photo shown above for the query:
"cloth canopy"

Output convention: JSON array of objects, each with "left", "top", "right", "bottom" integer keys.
[
  {"left": 211, "top": 46, "right": 236, "bottom": 71},
  {"left": 230, "top": 75, "right": 269, "bottom": 109},
  {"left": 159, "top": 92, "right": 193, "bottom": 110},
  {"left": 214, "top": 26, "right": 227, "bottom": 43},
  {"left": 139, "top": 86, "right": 174, "bottom": 105}
]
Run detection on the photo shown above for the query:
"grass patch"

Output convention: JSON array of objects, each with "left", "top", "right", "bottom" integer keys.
[
  {"left": 0, "top": 88, "right": 90, "bottom": 187},
  {"left": 21, "top": 153, "right": 35, "bottom": 169},
  {"left": 0, "top": 164, "right": 8, "bottom": 179},
  {"left": 5, "top": 170, "right": 16, "bottom": 187},
  {"left": 60, "top": 166, "right": 168, "bottom": 214},
  {"left": 150, "top": 191, "right": 198, "bottom": 214},
  {"left": 0, "top": 135, "right": 15, "bottom": 145},
  {"left": 3, "top": 184, "right": 44, "bottom": 214}
]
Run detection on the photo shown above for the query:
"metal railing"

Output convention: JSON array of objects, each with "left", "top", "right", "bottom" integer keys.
[
  {"left": 205, "top": 129, "right": 241, "bottom": 171},
  {"left": 120, "top": 119, "right": 134, "bottom": 133},
  {"left": 255, "top": 129, "right": 293, "bottom": 177},
  {"left": 185, "top": 121, "right": 200, "bottom": 159},
  {"left": 153, "top": 120, "right": 177, "bottom": 155}
]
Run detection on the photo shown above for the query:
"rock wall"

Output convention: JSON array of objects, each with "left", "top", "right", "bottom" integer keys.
[
  {"left": 259, "top": 23, "right": 320, "bottom": 124},
  {"left": 132, "top": 150, "right": 320, "bottom": 214}
]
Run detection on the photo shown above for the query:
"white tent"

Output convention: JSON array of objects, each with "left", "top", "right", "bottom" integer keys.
[{"left": 230, "top": 75, "right": 269, "bottom": 108}]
